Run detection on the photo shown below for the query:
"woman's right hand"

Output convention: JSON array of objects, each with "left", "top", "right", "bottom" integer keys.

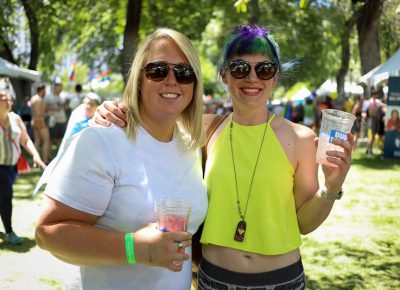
[
  {"left": 91, "top": 100, "right": 127, "bottom": 128},
  {"left": 133, "top": 223, "right": 192, "bottom": 272}
]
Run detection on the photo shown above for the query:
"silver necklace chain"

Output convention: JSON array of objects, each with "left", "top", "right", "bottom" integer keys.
[{"left": 229, "top": 112, "right": 269, "bottom": 221}]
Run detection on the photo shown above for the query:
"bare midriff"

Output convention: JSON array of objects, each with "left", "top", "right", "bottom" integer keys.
[{"left": 202, "top": 244, "right": 300, "bottom": 273}]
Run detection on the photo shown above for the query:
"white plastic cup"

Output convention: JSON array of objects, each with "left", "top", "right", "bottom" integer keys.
[
  {"left": 316, "top": 109, "right": 355, "bottom": 167},
  {"left": 154, "top": 198, "right": 191, "bottom": 233}
]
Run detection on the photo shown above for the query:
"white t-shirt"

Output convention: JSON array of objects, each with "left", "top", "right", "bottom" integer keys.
[
  {"left": 44, "top": 125, "right": 208, "bottom": 290},
  {"left": 45, "top": 94, "right": 67, "bottom": 123}
]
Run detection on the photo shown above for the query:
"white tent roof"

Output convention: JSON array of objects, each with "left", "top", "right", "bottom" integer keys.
[
  {"left": 371, "top": 49, "right": 400, "bottom": 86},
  {"left": 359, "top": 49, "right": 400, "bottom": 87},
  {"left": 372, "top": 49, "right": 400, "bottom": 76},
  {"left": 358, "top": 64, "right": 381, "bottom": 86},
  {"left": 316, "top": 78, "right": 363, "bottom": 95},
  {"left": 291, "top": 87, "right": 311, "bottom": 102},
  {"left": 0, "top": 57, "right": 41, "bottom": 82}
]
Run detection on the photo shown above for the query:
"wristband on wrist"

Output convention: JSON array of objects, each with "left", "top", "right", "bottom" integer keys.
[{"left": 124, "top": 232, "right": 136, "bottom": 264}]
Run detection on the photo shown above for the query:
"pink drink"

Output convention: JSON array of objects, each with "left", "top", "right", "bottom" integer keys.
[
  {"left": 157, "top": 214, "right": 187, "bottom": 232},
  {"left": 155, "top": 198, "right": 191, "bottom": 254},
  {"left": 154, "top": 198, "right": 191, "bottom": 232}
]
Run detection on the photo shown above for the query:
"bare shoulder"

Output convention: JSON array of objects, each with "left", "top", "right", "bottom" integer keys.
[
  {"left": 270, "top": 115, "right": 316, "bottom": 166},
  {"left": 31, "top": 95, "right": 44, "bottom": 105},
  {"left": 271, "top": 115, "right": 315, "bottom": 141}
]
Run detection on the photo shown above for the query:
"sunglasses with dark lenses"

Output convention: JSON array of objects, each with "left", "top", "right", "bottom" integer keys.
[
  {"left": 144, "top": 61, "right": 196, "bottom": 84},
  {"left": 227, "top": 60, "right": 278, "bottom": 80}
]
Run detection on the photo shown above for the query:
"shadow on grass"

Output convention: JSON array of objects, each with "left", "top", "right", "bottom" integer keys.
[
  {"left": 0, "top": 236, "right": 36, "bottom": 253},
  {"left": 304, "top": 240, "right": 400, "bottom": 289},
  {"left": 13, "top": 169, "right": 43, "bottom": 200},
  {"left": 351, "top": 155, "right": 400, "bottom": 170},
  {"left": 306, "top": 272, "right": 365, "bottom": 290},
  {"left": 13, "top": 194, "right": 37, "bottom": 200}
]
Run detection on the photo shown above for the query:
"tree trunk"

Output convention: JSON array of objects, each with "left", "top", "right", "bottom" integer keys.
[
  {"left": 248, "top": 0, "right": 260, "bottom": 24},
  {"left": 21, "top": 0, "right": 39, "bottom": 70},
  {"left": 356, "top": 0, "right": 384, "bottom": 75},
  {"left": 1, "top": 1, "right": 38, "bottom": 108},
  {"left": 122, "top": 0, "right": 142, "bottom": 83},
  {"left": 336, "top": 11, "right": 359, "bottom": 104}
]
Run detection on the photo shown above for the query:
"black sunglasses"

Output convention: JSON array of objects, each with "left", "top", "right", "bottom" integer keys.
[
  {"left": 144, "top": 61, "right": 196, "bottom": 84},
  {"left": 227, "top": 60, "right": 278, "bottom": 80}
]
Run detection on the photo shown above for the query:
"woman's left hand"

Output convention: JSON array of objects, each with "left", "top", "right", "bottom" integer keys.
[{"left": 320, "top": 132, "right": 354, "bottom": 194}]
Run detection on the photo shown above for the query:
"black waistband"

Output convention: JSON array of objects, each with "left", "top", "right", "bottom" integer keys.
[{"left": 199, "top": 257, "right": 304, "bottom": 286}]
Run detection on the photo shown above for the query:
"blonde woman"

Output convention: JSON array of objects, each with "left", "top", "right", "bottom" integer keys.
[{"left": 36, "top": 28, "right": 208, "bottom": 290}]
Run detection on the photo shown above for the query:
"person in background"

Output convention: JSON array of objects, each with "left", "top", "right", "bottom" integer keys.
[
  {"left": 93, "top": 24, "right": 354, "bottom": 289},
  {"left": 271, "top": 100, "right": 284, "bottom": 117},
  {"left": 351, "top": 94, "right": 364, "bottom": 151},
  {"left": 344, "top": 96, "right": 355, "bottom": 114},
  {"left": 294, "top": 102, "right": 304, "bottom": 124},
  {"left": 45, "top": 82, "right": 67, "bottom": 156},
  {"left": 35, "top": 28, "right": 207, "bottom": 290},
  {"left": 63, "top": 92, "right": 102, "bottom": 138},
  {"left": 31, "top": 83, "right": 50, "bottom": 164},
  {"left": 19, "top": 96, "right": 34, "bottom": 140},
  {"left": 365, "top": 88, "right": 384, "bottom": 155},
  {"left": 69, "top": 84, "right": 84, "bottom": 111},
  {"left": 303, "top": 97, "right": 314, "bottom": 129},
  {"left": 0, "top": 91, "right": 46, "bottom": 245}
]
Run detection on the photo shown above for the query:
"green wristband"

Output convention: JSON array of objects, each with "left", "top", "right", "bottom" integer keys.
[{"left": 124, "top": 232, "right": 136, "bottom": 264}]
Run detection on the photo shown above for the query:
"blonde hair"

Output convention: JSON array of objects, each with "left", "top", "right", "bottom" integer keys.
[{"left": 122, "top": 28, "right": 204, "bottom": 150}]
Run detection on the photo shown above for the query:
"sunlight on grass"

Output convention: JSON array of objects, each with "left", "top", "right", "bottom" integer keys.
[{"left": 302, "top": 149, "right": 400, "bottom": 289}]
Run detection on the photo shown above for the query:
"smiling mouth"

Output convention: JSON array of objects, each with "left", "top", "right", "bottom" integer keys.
[
  {"left": 160, "top": 93, "right": 179, "bottom": 99},
  {"left": 241, "top": 88, "right": 261, "bottom": 94}
]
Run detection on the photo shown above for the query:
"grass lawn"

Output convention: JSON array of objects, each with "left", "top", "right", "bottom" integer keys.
[{"left": 0, "top": 148, "right": 399, "bottom": 289}]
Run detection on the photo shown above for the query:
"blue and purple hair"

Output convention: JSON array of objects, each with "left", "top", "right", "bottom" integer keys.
[{"left": 221, "top": 25, "right": 282, "bottom": 71}]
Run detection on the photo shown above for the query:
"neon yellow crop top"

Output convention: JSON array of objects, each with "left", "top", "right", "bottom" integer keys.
[{"left": 201, "top": 114, "right": 301, "bottom": 255}]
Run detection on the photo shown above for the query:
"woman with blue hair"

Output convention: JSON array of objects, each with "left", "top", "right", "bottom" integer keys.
[
  {"left": 94, "top": 24, "right": 354, "bottom": 289},
  {"left": 198, "top": 24, "right": 352, "bottom": 289}
]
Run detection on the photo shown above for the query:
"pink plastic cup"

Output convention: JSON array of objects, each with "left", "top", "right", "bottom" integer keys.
[{"left": 154, "top": 198, "right": 191, "bottom": 253}]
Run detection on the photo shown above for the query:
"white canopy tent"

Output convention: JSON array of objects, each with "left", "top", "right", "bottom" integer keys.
[
  {"left": 316, "top": 78, "right": 363, "bottom": 96},
  {"left": 358, "top": 64, "right": 382, "bottom": 86},
  {"left": 371, "top": 49, "right": 400, "bottom": 86},
  {"left": 289, "top": 87, "right": 311, "bottom": 103},
  {"left": 0, "top": 57, "right": 41, "bottom": 82},
  {"left": 358, "top": 49, "right": 400, "bottom": 87}
]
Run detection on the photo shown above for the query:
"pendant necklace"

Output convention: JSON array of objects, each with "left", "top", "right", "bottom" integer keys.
[{"left": 230, "top": 112, "right": 269, "bottom": 242}]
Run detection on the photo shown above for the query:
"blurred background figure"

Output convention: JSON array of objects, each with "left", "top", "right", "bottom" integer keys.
[
  {"left": 45, "top": 82, "right": 67, "bottom": 158},
  {"left": 68, "top": 84, "right": 84, "bottom": 112},
  {"left": 365, "top": 88, "right": 385, "bottom": 155},
  {"left": 63, "top": 92, "right": 102, "bottom": 138},
  {"left": 18, "top": 96, "right": 33, "bottom": 140},
  {"left": 351, "top": 94, "right": 364, "bottom": 151},
  {"left": 303, "top": 97, "right": 314, "bottom": 128},
  {"left": 30, "top": 84, "right": 50, "bottom": 164},
  {"left": 0, "top": 90, "right": 46, "bottom": 245}
]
